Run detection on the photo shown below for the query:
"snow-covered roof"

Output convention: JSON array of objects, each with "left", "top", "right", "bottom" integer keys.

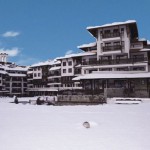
[
  {"left": 57, "top": 52, "right": 96, "bottom": 60},
  {"left": 0, "top": 70, "right": 7, "bottom": 74},
  {"left": 8, "top": 73, "right": 26, "bottom": 77},
  {"left": 87, "top": 20, "right": 136, "bottom": 30},
  {"left": 73, "top": 72, "right": 150, "bottom": 80},
  {"left": 4, "top": 66, "right": 28, "bottom": 71},
  {"left": 138, "top": 38, "right": 147, "bottom": 42},
  {"left": 27, "top": 88, "right": 58, "bottom": 92},
  {"left": 31, "top": 59, "right": 61, "bottom": 67},
  {"left": 140, "top": 48, "right": 150, "bottom": 52},
  {"left": 77, "top": 42, "right": 96, "bottom": 49},
  {"left": 31, "top": 60, "right": 52, "bottom": 67},
  {"left": 49, "top": 66, "right": 61, "bottom": 71}
]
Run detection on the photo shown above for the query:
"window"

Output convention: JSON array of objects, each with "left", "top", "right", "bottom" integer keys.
[
  {"left": 34, "top": 68, "right": 37, "bottom": 71},
  {"left": 63, "top": 69, "right": 66, "bottom": 73},
  {"left": 63, "top": 62, "right": 66, "bottom": 66},
  {"left": 38, "top": 73, "right": 40, "bottom": 77},
  {"left": 68, "top": 61, "right": 72, "bottom": 66},
  {"left": 34, "top": 73, "right": 37, "bottom": 77},
  {"left": 68, "top": 68, "right": 72, "bottom": 73},
  {"left": 121, "top": 28, "right": 124, "bottom": 32}
]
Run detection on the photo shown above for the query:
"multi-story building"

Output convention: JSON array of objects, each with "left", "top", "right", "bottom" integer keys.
[
  {"left": 2, "top": 20, "right": 150, "bottom": 98},
  {"left": 57, "top": 52, "right": 96, "bottom": 91},
  {"left": 26, "top": 20, "right": 150, "bottom": 98},
  {"left": 48, "top": 59, "right": 61, "bottom": 89},
  {"left": 27, "top": 59, "right": 61, "bottom": 96},
  {"left": 0, "top": 53, "right": 28, "bottom": 96},
  {"left": 73, "top": 20, "right": 150, "bottom": 97}
]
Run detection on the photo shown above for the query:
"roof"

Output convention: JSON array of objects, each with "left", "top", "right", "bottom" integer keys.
[
  {"left": 27, "top": 88, "right": 58, "bottom": 92},
  {"left": 57, "top": 52, "right": 96, "bottom": 60},
  {"left": 4, "top": 66, "right": 28, "bottom": 71},
  {"left": 73, "top": 72, "right": 150, "bottom": 80},
  {"left": 87, "top": 20, "right": 136, "bottom": 30},
  {"left": 49, "top": 66, "right": 61, "bottom": 71},
  {"left": 77, "top": 42, "right": 96, "bottom": 49},
  {"left": 87, "top": 20, "right": 138, "bottom": 38},
  {"left": 8, "top": 73, "right": 26, "bottom": 77},
  {"left": 31, "top": 59, "right": 61, "bottom": 67},
  {"left": 140, "top": 48, "right": 150, "bottom": 52},
  {"left": 31, "top": 60, "right": 52, "bottom": 67}
]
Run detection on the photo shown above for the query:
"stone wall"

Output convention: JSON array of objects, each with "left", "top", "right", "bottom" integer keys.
[{"left": 57, "top": 95, "right": 106, "bottom": 103}]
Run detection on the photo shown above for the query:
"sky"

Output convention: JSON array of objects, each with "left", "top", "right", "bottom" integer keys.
[{"left": 0, "top": 0, "right": 150, "bottom": 66}]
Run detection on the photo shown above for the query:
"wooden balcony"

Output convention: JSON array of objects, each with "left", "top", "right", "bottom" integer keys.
[
  {"left": 74, "top": 69, "right": 81, "bottom": 75},
  {"left": 82, "top": 57, "right": 148, "bottom": 66},
  {"left": 49, "top": 72, "right": 61, "bottom": 76},
  {"left": 101, "top": 32, "right": 121, "bottom": 39},
  {"left": 102, "top": 45, "right": 122, "bottom": 52}
]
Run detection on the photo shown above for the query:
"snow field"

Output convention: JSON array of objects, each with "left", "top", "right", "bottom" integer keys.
[{"left": 0, "top": 97, "right": 150, "bottom": 150}]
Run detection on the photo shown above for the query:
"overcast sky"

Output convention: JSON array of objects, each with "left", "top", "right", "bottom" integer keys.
[{"left": 0, "top": 0, "right": 150, "bottom": 65}]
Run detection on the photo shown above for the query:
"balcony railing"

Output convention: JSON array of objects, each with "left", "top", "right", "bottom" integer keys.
[
  {"left": 48, "top": 80, "right": 61, "bottom": 83},
  {"left": 102, "top": 45, "right": 122, "bottom": 52},
  {"left": 74, "top": 69, "right": 81, "bottom": 74},
  {"left": 49, "top": 72, "right": 61, "bottom": 76},
  {"left": 101, "top": 32, "right": 121, "bottom": 39},
  {"left": 82, "top": 57, "right": 147, "bottom": 66},
  {"left": 130, "top": 42, "right": 143, "bottom": 49}
]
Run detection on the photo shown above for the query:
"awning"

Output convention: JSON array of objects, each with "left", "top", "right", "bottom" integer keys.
[{"left": 73, "top": 72, "right": 150, "bottom": 80}]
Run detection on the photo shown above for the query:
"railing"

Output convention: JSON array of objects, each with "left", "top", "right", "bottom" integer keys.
[
  {"left": 144, "top": 45, "right": 150, "bottom": 49},
  {"left": 49, "top": 73, "right": 61, "bottom": 76},
  {"left": 130, "top": 43, "right": 143, "bottom": 49},
  {"left": 48, "top": 80, "right": 61, "bottom": 83},
  {"left": 82, "top": 57, "right": 148, "bottom": 66},
  {"left": 101, "top": 32, "right": 121, "bottom": 39},
  {"left": 102, "top": 45, "right": 122, "bottom": 52},
  {"left": 74, "top": 69, "right": 81, "bottom": 74}
]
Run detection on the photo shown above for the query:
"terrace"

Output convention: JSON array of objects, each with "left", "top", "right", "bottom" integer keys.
[{"left": 82, "top": 57, "right": 147, "bottom": 66}]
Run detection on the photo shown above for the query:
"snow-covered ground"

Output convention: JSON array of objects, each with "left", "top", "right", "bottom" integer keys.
[{"left": 0, "top": 97, "right": 150, "bottom": 150}]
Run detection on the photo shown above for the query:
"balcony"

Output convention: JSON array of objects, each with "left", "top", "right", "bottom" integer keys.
[
  {"left": 82, "top": 57, "right": 148, "bottom": 66},
  {"left": 48, "top": 79, "right": 61, "bottom": 84},
  {"left": 49, "top": 72, "right": 61, "bottom": 76},
  {"left": 102, "top": 45, "right": 123, "bottom": 52},
  {"left": 74, "top": 69, "right": 81, "bottom": 75},
  {"left": 130, "top": 42, "right": 143, "bottom": 49},
  {"left": 101, "top": 32, "right": 121, "bottom": 39}
]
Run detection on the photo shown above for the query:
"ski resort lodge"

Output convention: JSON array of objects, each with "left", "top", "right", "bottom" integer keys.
[{"left": 0, "top": 20, "right": 150, "bottom": 99}]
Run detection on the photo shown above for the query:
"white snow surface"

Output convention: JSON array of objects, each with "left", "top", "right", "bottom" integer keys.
[{"left": 0, "top": 97, "right": 150, "bottom": 150}]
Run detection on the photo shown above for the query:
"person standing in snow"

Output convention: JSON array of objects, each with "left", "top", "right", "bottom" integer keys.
[{"left": 14, "top": 96, "right": 18, "bottom": 104}]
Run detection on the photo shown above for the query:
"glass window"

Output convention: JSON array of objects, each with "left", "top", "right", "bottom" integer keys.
[
  {"left": 63, "top": 62, "right": 66, "bottom": 66},
  {"left": 68, "top": 61, "right": 72, "bottom": 66},
  {"left": 63, "top": 69, "right": 66, "bottom": 73},
  {"left": 68, "top": 68, "right": 72, "bottom": 73}
]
